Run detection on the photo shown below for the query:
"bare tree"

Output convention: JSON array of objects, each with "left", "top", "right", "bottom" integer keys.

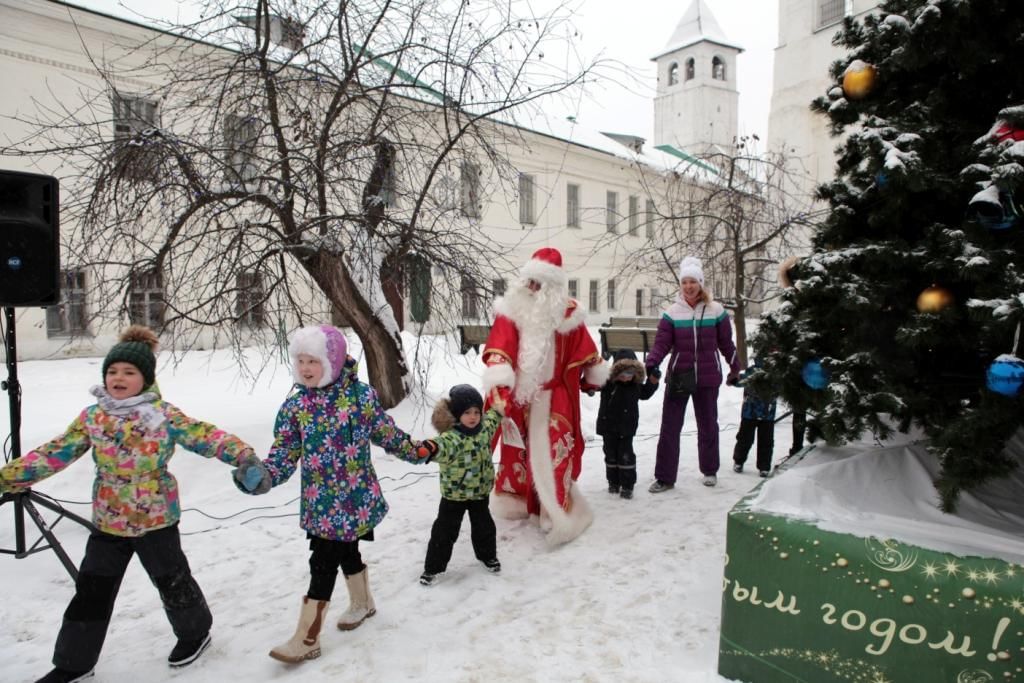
[
  {"left": 2, "top": 0, "right": 600, "bottom": 406},
  {"left": 605, "top": 138, "right": 820, "bottom": 366}
]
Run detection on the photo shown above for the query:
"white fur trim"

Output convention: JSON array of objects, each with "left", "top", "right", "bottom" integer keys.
[
  {"left": 490, "top": 491, "right": 529, "bottom": 520},
  {"left": 521, "top": 259, "right": 566, "bottom": 288},
  {"left": 288, "top": 327, "right": 333, "bottom": 388},
  {"left": 482, "top": 362, "right": 516, "bottom": 391},
  {"left": 526, "top": 392, "right": 593, "bottom": 545},
  {"left": 556, "top": 302, "right": 587, "bottom": 334},
  {"left": 584, "top": 360, "right": 610, "bottom": 387}
]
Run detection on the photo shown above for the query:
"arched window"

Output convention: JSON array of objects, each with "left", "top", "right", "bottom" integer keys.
[
  {"left": 712, "top": 56, "right": 726, "bottom": 81},
  {"left": 685, "top": 57, "right": 695, "bottom": 81},
  {"left": 668, "top": 62, "right": 679, "bottom": 86}
]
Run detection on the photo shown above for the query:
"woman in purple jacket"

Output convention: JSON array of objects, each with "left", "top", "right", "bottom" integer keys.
[{"left": 645, "top": 257, "right": 740, "bottom": 490}]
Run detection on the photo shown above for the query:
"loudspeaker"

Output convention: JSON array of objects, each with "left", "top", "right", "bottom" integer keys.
[{"left": 0, "top": 170, "right": 59, "bottom": 307}]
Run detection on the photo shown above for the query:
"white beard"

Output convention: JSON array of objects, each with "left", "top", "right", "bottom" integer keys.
[{"left": 498, "top": 282, "right": 566, "bottom": 403}]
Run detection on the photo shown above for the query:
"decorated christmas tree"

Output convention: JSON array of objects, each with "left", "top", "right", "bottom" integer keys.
[{"left": 752, "top": 0, "right": 1024, "bottom": 510}]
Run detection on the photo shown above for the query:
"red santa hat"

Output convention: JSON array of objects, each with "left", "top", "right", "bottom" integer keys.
[{"left": 520, "top": 247, "right": 566, "bottom": 288}]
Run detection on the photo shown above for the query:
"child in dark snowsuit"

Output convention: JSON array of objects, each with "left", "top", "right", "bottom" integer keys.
[
  {"left": 596, "top": 349, "right": 659, "bottom": 499},
  {"left": 731, "top": 362, "right": 778, "bottom": 477},
  {"left": 416, "top": 385, "right": 505, "bottom": 585}
]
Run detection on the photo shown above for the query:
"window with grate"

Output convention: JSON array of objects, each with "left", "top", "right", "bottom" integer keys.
[
  {"left": 628, "top": 195, "right": 639, "bottom": 236},
  {"left": 816, "top": 0, "right": 851, "bottom": 29},
  {"left": 606, "top": 191, "right": 618, "bottom": 233},
  {"left": 461, "top": 161, "right": 480, "bottom": 218},
  {"left": 128, "top": 269, "right": 165, "bottom": 330},
  {"left": 588, "top": 280, "right": 599, "bottom": 312},
  {"left": 224, "top": 114, "right": 259, "bottom": 184},
  {"left": 568, "top": 279, "right": 578, "bottom": 300},
  {"left": 461, "top": 275, "right": 480, "bottom": 319},
  {"left": 607, "top": 279, "right": 617, "bottom": 311},
  {"left": 518, "top": 173, "right": 535, "bottom": 224},
  {"left": 635, "top": 288, "right": 644, "bottom": 316},
  {"left": 112, "top": 93, "right": 160, "bottom": 181},
  {"left": 46, "top": 269, "right": 88, "bottom": 337},
  {"left": 236, "top": 271, "right": 265, "bottom": 327},
  {"left": 566, "top": 183, "right": 580, "bottom": 228}
]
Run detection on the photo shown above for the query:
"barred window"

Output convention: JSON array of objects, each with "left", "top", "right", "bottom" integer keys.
[
  {"left": 236, "top": 271, "right": 265, "bottom": 327},
  {"left": 588, "top": 279, "right": 599, "bottom": 312},
  {"left": 566, "top": 183, "right": 580, "bottom": 228},
  {"left": 46, "top": 269, "right": 88, "bottom": 337},
  {"left": 607, "top": 278, "right": 617, "bottom": 311},
  {"left": 112, "top": 93, "right": 160, "bottom": 181},
  {"left": 461, "top": 275, "right": 480, "bottom": 319},
  {"left": 129, "top": 269, "right": 165, "bottom": 330},
  {"left": 628, "top": 195, "right": 639, "bottom": 236},
  {"left": 635, "top": 288, "right": 644, "bottom": 316},
  {"left": 816, "top": 0, "right": 852, "bottom": 29},
  {"left": 518, "top": 173, "right": 535, "bottom": 225},
  {"left": 568, "top": 279, "right": 578, "bottom": 300},
  {"left": 224, "top": 114, "right": 259, "bottom": 183}
]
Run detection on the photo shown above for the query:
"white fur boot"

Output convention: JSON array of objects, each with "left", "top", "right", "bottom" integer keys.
[
  {"left": 269, "top": 596, "right": 329, "bottom": 663},
  {"left": 336, "top": 567, "right": 376, "bottom": 631}
]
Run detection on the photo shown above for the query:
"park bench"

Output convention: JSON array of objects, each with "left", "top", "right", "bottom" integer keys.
[
  {"left": 605, "top": 316, "right": 661, "bottom": 329},
  {"left": 598, "top": 326, "right": 659, "bottom": 360},
  {"left": 458, "top": 324, "right": 491, "bottom": 354}
]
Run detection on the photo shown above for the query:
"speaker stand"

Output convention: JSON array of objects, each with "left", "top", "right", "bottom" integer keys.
[{"left": 0, "top": 306, "right": 93, "bottom": 580}]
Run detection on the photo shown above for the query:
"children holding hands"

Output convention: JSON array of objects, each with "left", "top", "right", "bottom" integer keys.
[
  {"left": 416, "top": 384, "right": 505, "bottom": 586},
  {"left": 0, "top": 325, "right": 259, "bottom": 683},
  {"left": 232, "top": 324, "right": 428, "bottom": 664}
]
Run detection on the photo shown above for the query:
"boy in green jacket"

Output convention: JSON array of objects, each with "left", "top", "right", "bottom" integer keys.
[{"left": 417, "top": 384, "right": 505, "bottom": 585}]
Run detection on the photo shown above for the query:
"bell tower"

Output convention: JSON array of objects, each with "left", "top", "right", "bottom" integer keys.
[{"left": 651, "top": 0, "right": 742, "bottom": 154}]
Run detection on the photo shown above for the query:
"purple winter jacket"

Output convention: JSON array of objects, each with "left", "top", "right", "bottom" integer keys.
[{"left": 645, "top": 297, "right": 740, "bottom": 388}]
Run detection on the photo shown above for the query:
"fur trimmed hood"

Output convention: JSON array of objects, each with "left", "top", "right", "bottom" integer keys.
[
  {"left": 608, "top": 357, "right": 646, "bottom": 385},
  {"left": 431, "top": 398, "right": 457, "bottom": 433}
]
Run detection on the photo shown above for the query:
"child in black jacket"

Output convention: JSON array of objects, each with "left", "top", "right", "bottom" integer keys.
[{"left": 596, "top": 349, "right": 659, "bottom": 499}]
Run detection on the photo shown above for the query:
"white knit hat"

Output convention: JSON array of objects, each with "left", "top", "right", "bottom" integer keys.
[{"left": 678, "top": 256, "right": 704, "bottom": 286}]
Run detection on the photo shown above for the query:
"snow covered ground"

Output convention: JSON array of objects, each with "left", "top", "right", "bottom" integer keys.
[{"left": 0, "top": 328, "right": 793, "bottom": 683}]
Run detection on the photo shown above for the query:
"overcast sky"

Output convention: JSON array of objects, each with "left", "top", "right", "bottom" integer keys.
[{"left": 71, "top": 0, "right": 779, "bottom": 143}]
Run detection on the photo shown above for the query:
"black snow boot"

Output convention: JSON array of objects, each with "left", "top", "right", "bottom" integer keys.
[
  {"left": 168, "top": 632, "right": 211, "bottom": 668},
  {"left": 35, "top": 668, "right": 94, "bottom": 683}
]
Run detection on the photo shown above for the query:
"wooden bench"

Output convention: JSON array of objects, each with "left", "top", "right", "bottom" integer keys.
[
  {"left": 598, "top": 327, "right": 659, "bottom": 360},
  {"left": 458, "top": 324, "right": 491, "bottom": 354},
  {"left": 605, "top": 316, "right": 661, "bottom": 329}
]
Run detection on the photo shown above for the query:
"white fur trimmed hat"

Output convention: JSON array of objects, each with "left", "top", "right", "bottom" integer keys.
[
  {"left": 288, "top": 325, "right": 348, "bottom": 388},
  {"left": 520, "top": 247, "right": 566, "bottom": 288},
  {"left": 678, "top": 256, "right": 705, "bottom": 286}
]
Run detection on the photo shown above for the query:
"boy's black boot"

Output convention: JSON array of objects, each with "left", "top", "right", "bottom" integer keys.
[
  {"left": 36, "top": 669, "right": 95, "bottom": 683},
  {"left": 168, "top": 632, "right": 211, "bottom": 668},
  {"left": 619, "top": 488, "right": 633, "bottom": 500}
]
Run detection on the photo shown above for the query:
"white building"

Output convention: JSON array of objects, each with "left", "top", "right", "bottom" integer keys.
[{"left": 0, "top": 0, "right": 742, "bottom": 360}]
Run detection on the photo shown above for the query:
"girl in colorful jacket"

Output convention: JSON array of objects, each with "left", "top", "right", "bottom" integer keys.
[
  {"left": 0, "top": 325, "right": 260, "bottom": 683},
  {"left": 232, "top": 324, "right": 426, "bottom": 664},
  {"left": 416, "top": 384, "right": 505, "bottom": 586},
  {"left": 645, "top": 257, "right": 740, "bottom": 490}
]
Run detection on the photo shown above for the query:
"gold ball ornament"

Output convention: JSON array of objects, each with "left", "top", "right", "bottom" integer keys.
[
  {"left": 843, "top": 61, "right": 877, "bottom": 100},
  {"left": 917, "top": 285, "right": 954, "bottom": 313}
]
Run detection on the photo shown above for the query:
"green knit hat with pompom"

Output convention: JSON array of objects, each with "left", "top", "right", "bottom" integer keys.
[{"left": 102, "top": 325, "right": 159, "bottom": 388}]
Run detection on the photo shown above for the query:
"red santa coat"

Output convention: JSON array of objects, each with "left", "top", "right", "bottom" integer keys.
[{"left": 482, "top": 299, "right": 608, "bottom": 544}]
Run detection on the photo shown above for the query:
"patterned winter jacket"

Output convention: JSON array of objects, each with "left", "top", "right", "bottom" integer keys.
[
  {"left": 431, "top": 409, "right": 500, "bottom": 501},
  {"left": 738, "top": 364, "right": 778, "bottom": 422},
  {"left": 646, "top": 297, "right": 740, "bottom": 388},
  {"left": 262, "top": 358, "right": 421, "bottom": 542},
  {"left": 0, "top": 392, "right": 254, "bottom": 537}
]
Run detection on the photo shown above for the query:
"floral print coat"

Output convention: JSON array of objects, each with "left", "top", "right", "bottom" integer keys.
[
  {"left": 0, "top": 393, "right": 254, "bottom": 537},
  {"left": 262, "top": 359, "right": 421, "bottom": 542}
]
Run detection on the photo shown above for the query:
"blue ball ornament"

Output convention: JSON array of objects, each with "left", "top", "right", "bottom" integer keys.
[
  {"left": 986, "top": 357, "right": 1024, "bottom": 397},
  {"left": 802, "top": 359, "right": 830, "bottom": 390}
]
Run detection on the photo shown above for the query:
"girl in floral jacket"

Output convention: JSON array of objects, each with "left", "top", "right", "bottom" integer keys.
[
  {"left": 0, "top": 325, "right": 259, "bottom": 683},
  {"left": 233, "top": 324, "right": 425, "bottom": 664}
]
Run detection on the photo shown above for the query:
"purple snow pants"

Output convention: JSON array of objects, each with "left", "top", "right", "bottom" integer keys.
[{"left": 653, "top": 385, "right": 721, "bottom": 482}]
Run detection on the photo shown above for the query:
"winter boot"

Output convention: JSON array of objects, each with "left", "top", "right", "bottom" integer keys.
[
  {"left": 35, "top": 669, "right": 94, "bottom": 683},
  {"left": 168, "top": 632, "right": 211, "bottom": 668},
  {"left": 269, "top": 597, "right": 329, "bottom": 663},
  {"left": 336, "top": 567, "right": 376, "bottom": 631}
]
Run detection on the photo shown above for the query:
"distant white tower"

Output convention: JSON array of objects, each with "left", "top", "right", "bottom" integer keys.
[{"left": 651, "top": 0, "right": 742, "bottom": 154}]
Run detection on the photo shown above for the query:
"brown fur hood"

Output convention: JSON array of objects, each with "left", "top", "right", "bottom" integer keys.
[
  {"left": 608, "top": 357, "right": 646, "bottom": 385},
  {"left": 431, "top": 398, "right": 457, "bottom": 433}
]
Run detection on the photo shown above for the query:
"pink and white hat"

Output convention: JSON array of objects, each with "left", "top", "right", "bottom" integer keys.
[{"left": 288, "top": 325, "right": 348, "bottom": 387}]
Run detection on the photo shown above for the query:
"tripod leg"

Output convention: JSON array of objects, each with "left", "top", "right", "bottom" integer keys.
[
  {"left": 29, "top": 491, "right": 95, "bottom": 530},
  {"left": 20, "top": 497, "right": 80, "bottom": 579}
]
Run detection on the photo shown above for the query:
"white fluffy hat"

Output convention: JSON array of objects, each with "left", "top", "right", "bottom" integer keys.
[
  {"left": 678, "top": 256, "right": 705, "bottom": 286},
  {"left": 288, "top": 325, "right": 348, "bottom": 388}
]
